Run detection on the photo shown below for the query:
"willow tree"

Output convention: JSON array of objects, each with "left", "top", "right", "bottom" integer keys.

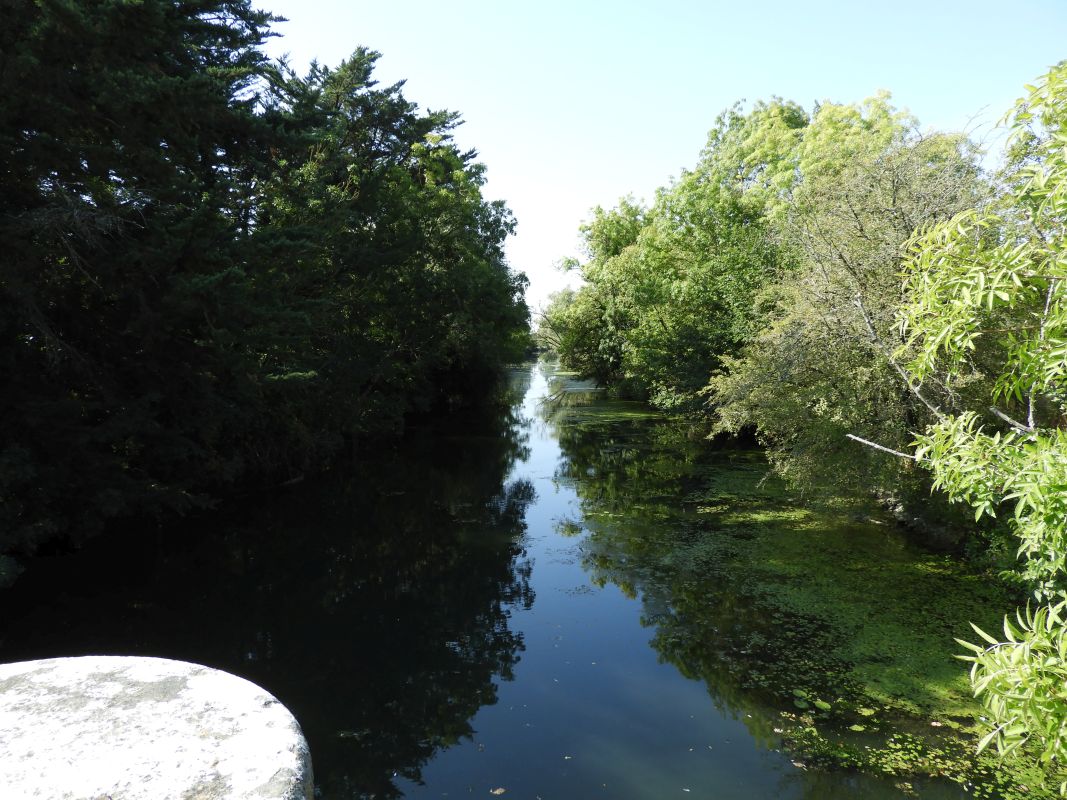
[
  {"left": 899, "top": 63, "right": 1067, "bottom": 774},
  {"left": 711, "top": 96, "right": 986, "bottom": 500}
]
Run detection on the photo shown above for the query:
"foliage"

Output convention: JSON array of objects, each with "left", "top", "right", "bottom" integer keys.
[
  {"left": 537, "top": 200, "right": 648, "bottom": 392},
  {"left": 898, "top": 62, "right": 1067, "bottom": 775},
  {"left": 544, "top": 91, "right": 986, "bottom": 506},
  {"left": 958, "top": 604, "right": 1067, "bottom": 766},
  {"left": 0, "top": 1, "right": 528, "bottom": 554},
  {"left": 711, "top": 98, "right": 986, "bottom": 500},
  {"left": 542, "top": 120, "right": 786, "bottom": 410}
]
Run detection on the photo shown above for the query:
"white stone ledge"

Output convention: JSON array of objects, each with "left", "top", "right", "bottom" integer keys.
[{"left": 0, "top": 656, "right": 313, "bottom": 800}]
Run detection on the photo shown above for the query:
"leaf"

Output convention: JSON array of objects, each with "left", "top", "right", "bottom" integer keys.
[
  {"left": 976, "top": 725, "right": 1002, "bottom": 754},
  {"left": 970, "top": 622, "right": 1001, "bottom": 646}
]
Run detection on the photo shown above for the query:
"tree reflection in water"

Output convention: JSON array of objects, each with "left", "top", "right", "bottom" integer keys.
[
  {"left": 0, "top": 373, "right": 537, "bottom": 799},
  {"left": 538, "top": 365, "right": 976, "bottom": 799}
]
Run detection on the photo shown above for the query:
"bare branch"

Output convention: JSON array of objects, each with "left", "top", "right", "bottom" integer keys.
[
  {"left": 853, "top": 294, "right": 945, "bottom": 420},
  {"left": 845, "top": 433, "right": 919, "bottom": 461},
  {"left": 989, "top": 406, "right": 1034, "bottom": 433}
]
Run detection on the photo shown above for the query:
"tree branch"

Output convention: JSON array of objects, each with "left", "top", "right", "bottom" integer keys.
[
  {"left": 989, "top": 406, "right": 1034, "bottom": 434},
  {"left": 845, "top": 433, "right": 919, "bottom": 461},
  {"left": 853, "top": 294, "right": 945, "bottom": 420}
]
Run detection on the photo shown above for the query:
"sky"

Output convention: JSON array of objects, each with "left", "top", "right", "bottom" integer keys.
[{"left": 259, "top": 0, "right": 1067, "bottom": 312}]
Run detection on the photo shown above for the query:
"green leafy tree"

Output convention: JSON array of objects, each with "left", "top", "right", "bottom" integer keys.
[
  {"left": 544, "top": 117, "right": 787, "bottom": 410},
  {"left": 540, "top": 201, "right": 646, "bottom": 389},
  {"left": 0, "top": 0, "right": 278, "bottom": 549},
  {"left": 547, "top": 93, "right": 946, "bottom": 432},
  {"left": 899, "top": 63, "right": 1067, "bottom": 772},
  {"left": 253, "top": 51, "right": 529, "bottom": 431},
  {"left": 712, "top": 96, "right": 986, "bottom": 503}
]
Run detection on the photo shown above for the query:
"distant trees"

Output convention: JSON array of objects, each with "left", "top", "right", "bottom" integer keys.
[
  {"left": 0, "top": 1, "right": 528, "bottom": 553},
  {"left": 544, "top": 92, "right": 987, "bottom": 499}
]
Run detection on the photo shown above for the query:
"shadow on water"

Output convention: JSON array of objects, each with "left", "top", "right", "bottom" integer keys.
[
  {"left": 0, "top": 377, "right": 536, "bottom": 799},
  {"left": 0, "top": 362, "right": 1038, "bottom": 798}
]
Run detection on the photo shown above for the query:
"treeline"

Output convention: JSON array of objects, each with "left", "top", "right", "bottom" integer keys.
[
  {"left": 0, "top": 1, "right": 529, "bottom": 555},
  {"left": 542, "top": 93, "right": 990, "bottom": 517},
  {"left": 543, "top": 67, "right": 1067, "bottom": 775}
]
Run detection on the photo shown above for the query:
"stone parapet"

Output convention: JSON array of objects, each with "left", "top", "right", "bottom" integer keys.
[{"left": 0, "top": 656, "right": 313, "bottom": 800}]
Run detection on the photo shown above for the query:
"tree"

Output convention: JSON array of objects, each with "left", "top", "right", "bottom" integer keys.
[
  {"left": 711, "top": 96, "right": 986, "bottom": 502},
  {"left": 544, "top": 114, "right": 788, "bottom": 411},
  {"left": 0, "top": 0, "right": 278, "bottom": 549},
  {"left": 253, "top": 51, "right": 529, "bottom": 430},
  {"left": 898, "top": 62, "right": 1067, "bottom": 772},
  {"left": 0, "top": 3, "right": 529, "bottom": 556},
  {"left": 540, "top": 201, "right": 646, "bottom": 390}
]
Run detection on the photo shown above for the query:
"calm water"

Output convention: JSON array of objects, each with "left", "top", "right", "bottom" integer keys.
[{"left": 0, "top": 361, "right": 966, "bottom": 798}]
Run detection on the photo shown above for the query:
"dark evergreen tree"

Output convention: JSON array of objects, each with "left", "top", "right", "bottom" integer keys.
[{"left": 0, "top": 2, "right": 529, "bottom": 554}]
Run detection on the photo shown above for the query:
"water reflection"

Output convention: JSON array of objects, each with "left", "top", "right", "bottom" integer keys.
[
  {"left": 0, "top": 387, "right": 535, "bottom": 799},
  {"left": 544, "top": 381, "right": 787, "bottom": 728},
  {"left": 0, "top": 364, "right": 985, "bottom": 798},
  {"left": 539, "top": 364, "right": 971, "bottom": 799}
]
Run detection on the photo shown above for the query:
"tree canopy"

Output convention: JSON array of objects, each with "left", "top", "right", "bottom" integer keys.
[{"left": 0, "top": 0, "right": 529, "bottom": 554}]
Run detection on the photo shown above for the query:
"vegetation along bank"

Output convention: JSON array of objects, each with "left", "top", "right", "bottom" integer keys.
[
  {"left": 0, "top": 0, "right": 531, "bottom": 562},
  {"left": 4, "top": 0, "right": 1067, "bottom": 794},
  {"left": 540, "top": 63, "right": 1067, "bottom": 795}
]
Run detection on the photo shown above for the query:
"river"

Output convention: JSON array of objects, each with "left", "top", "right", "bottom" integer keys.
[{"left": 0, "top": 361, "right": 994, "bottom": 798}]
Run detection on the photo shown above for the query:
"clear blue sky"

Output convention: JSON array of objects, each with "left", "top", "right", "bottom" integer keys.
[{"left": 260, "top": 0, "right": 1067, "bottom": 311}]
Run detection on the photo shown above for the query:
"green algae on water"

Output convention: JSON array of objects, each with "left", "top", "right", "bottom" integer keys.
[{"left": 543, "top": 376, "right": 1064, "bottom": 798}]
